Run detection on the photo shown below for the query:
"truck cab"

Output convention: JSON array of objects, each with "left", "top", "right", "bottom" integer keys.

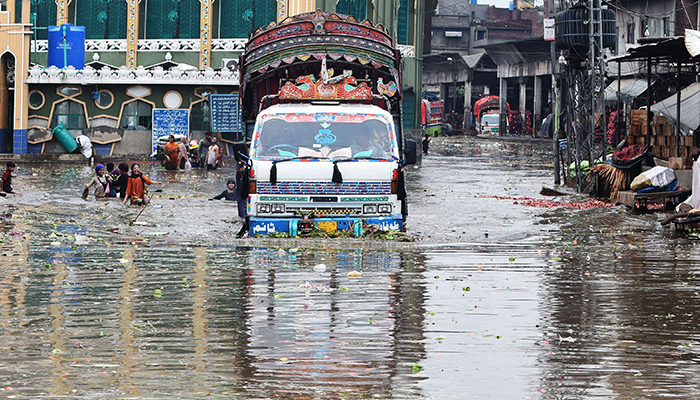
[{"left": 478, "top": 113, "right": 501, "bottom": 134}]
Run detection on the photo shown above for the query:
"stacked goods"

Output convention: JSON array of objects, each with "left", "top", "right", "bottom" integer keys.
[
  {"left": 612, "top": 144, "right": 646, "bottom": 165},
  {"left": 627, "top": 110, "right": 696, "bottom": 168}
]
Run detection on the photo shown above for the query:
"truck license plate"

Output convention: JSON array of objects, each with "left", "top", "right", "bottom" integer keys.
[{"left": 317, "top": 221, "right": 337, "bottom": 233}]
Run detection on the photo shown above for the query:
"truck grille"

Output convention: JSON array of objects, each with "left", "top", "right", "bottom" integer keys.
[{"left": 286, "top": 206, "right": 362, "bottom": 216}]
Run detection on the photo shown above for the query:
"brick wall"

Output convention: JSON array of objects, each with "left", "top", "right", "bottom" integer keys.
[{"left": 675, "top": 0, "right": 698, "bottom": 35}]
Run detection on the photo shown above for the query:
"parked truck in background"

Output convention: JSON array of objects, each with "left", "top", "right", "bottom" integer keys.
[
  {"left": 474, "top": 95, "right": 509, "bottom": 135},
  {"left": 238, "top": 10, "right": 415, "bottom": 237},
  {"left": 421, "top": 93, "right": 444, "bottom": 137}
]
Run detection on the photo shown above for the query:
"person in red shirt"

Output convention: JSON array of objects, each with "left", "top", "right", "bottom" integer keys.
[
  {"left": 1, "top": 161, "right": 20, "bottom": 195},
  {"left": 123, "top": 163, "right": 163, "bottom": 205}
]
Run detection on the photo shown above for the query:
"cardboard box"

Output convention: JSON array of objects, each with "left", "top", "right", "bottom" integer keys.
[{"left": 670, "top": 157, "right": 684, "bottom": 170}]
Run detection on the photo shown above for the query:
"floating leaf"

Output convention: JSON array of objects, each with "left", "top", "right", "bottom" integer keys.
[
  {"left": 153, "top": 289, "right": 163, "bottom": 297},
  {"left": 411, "top": 364, "right": 422, "bottom": 373},
  {"left": 508, "top": 257, "right": 515, "bottom": 262},
  {"left": 462, "top": 287, "right": 470, "bottom": 291},
  {"left": 553, "top": 256, "right": 562, "bottom": 261}
]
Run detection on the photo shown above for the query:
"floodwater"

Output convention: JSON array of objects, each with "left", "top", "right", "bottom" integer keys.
[{"left": 2, "top": 136, "right": 700, "bottom": 399}]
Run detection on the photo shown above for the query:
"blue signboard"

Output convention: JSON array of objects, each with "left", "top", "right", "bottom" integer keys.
[
  {"left": 151, "top": 109, "right": 189, "bottom": 153},
  {"left": 210, "top": 94, "right": 240, "bottom": 132}
]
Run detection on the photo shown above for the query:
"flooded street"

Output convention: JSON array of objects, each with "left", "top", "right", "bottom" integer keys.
[{"left": 2, "top": 136, "right": 700, "bottom": 399}]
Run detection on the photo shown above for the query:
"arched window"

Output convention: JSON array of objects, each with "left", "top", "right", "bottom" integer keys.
[
  {"left": 120, "top": 100, "right": 153, "bottom": 130},
  {"left": 190, "top": 100, "right": 210, "bottom": 130},
  {"left": 52, "top": 100, "right": 88, "bottom": 129}
]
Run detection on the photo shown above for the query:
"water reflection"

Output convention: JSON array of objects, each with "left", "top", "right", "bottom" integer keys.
[
  {"left": 538, "top": 207, "right": 700, "bottom": 398},
  {"left": 0, "top": 238, "right": 430, "bottom": 398}
]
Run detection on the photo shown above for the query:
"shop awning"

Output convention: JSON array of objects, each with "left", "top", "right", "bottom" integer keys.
[
  {"left": 604, "top": 79, "right": 652, "bottom": 103},
  {"left": 650, "top": 82, "right": 700, "bottom": 133}
]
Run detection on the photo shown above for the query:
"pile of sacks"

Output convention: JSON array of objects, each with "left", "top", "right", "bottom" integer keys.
[{"left": 631, "top": 166, "right": 678, "bottom": 193}]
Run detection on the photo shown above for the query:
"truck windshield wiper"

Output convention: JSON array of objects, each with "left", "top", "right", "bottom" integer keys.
[{"left": 331, "top": 156, "right": 393, "bottom": 164}]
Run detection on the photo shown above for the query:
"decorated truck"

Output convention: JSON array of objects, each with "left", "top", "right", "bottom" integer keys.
[
  {"left": 474, "top": 95, "right": 509, "bottom": 135},
  {"left": 421, "top": 93, "right": 444, "bottom": 137},
  {"left": 238, "top": 10, "right": 414, "bottom": 237}
]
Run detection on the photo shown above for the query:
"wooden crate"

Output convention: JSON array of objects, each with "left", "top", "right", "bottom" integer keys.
[
  {"left": 629, "top": 124, "right": 641, "bottom": 136},
  {"left": 656, "top": 135, "right": 666, "bottom": 146},
  {"left": 684, "top": 135, "right": 694, "bottom": 146},
  {"left": 664, "top": 124, "right": 674, "bottom": 136},
  {"left": 662, "top": 147, "right": 671, "bottom": 158},
  {"left": 631, "top": 111, "right": 648, "bottom": 125},
  {"left": 653, "top": 115, "right": 667, "bottom": 125}
]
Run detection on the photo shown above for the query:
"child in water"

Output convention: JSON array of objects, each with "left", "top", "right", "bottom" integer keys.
[{"left": 1, "top": 161, "right": 20, "bottom": 195}]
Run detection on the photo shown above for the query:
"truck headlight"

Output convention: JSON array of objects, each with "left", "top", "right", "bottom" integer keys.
[
  {"left": 378, "top": 204, "right": 392, "bottom": 214},
  {"left": 271, "top": 203, "right": 285, "bottom": 213},
  {"left": 363, "top": 204, "right": 378, "bottom": 214},
  {"left": 257, "top": 204, "right": 271, "bottom": 213}
]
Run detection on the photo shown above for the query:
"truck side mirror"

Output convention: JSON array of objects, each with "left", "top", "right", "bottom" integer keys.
[{"left": 404, "top": 139, "right": 417, "bottom": 164}]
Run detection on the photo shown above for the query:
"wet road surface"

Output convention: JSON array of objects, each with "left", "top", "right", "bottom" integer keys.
[{"left": 2, "top": 136, "right": 700, "bottom": 399}]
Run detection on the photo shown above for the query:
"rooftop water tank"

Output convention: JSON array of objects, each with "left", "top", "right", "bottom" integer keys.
[
  {"left": 555, "top": 5, "right": 616, "bottom": 53},
  {"left": 48, "top": 24, "right": 86, "bottom": 69}
]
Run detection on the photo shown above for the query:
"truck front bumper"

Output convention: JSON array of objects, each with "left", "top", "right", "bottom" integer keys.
[{"left": 249, "top": 215, "right": 403, "bottom": 236}]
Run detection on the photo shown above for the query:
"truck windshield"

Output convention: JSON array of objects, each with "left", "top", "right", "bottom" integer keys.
[
  {"left": 254, "top": 114, "right": 395, "bottom": 159},
  {"left": 482, "top": 115, "right": 499, "bottom": 126}
]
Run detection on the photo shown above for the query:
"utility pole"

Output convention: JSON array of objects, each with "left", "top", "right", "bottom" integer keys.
[{"left": 548, "top": 0, "right": 560, "bottom": 185}]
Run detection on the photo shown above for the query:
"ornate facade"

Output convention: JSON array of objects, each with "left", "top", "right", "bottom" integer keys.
[{"left": 2, "top": 0, "right": 422, "bottom": 155}]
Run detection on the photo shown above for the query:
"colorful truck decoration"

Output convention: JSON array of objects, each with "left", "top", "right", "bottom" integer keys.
[{"left": 238, "top": 10, "right": 414, "bottom": 237}]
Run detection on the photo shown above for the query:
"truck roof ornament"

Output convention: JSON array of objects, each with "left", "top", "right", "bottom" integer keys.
[{"left": 279, "top": 56, "right": 376, "bottom": 101}]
